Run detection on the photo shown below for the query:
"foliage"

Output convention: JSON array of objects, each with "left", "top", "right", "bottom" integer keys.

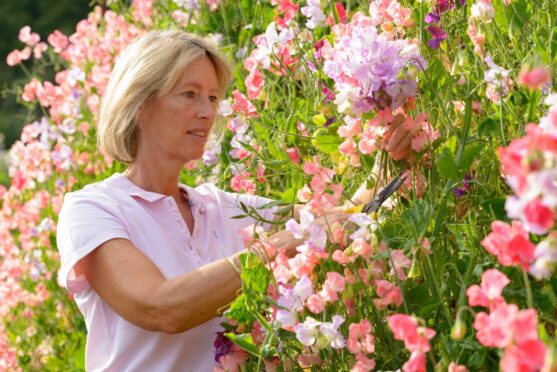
[{"left": 2, "top": 0, "right": 557, "bottom": 370}]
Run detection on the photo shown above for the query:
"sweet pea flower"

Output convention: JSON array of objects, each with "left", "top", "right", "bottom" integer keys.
[
  {"left": 403, "top": 351, "right": 426, "bottom": 372},
  {"left": 300, "top": 0, "right": 326, "bottom": 29},
  {"left": 295, "top": 317, "right": 321, "bottom": 346},
  {"left": 448, "top": 362, "right": 469, "bottom": 372},
  {"left": 481, "top": 220, "right": 536, "bottom": 271},
  {"left": 348, "top": 213, "right": 378, "bottom": 240},
  {"left": 319, "top": 315, "right": 346, "bottom": 349},
  {"left": 466, "top": 268, "right": 510, "bottom": 310},
  {"left": 518, "top": 67, "right": 552, "bottom": 91},
  {"left": 351, "top": 353, "right": 376, "bottom": 372},
  {"left": 347, "top": 319, "right": 375, "bottom": 354},
  {"left": 374, "top": 280, "right": 402, "bottom": 309},
  {"left": 530, "top": 234, "right": 557, "bottom": 279},
  {"left": 470, "top": 0, "right": 495, "bottom": 23}
]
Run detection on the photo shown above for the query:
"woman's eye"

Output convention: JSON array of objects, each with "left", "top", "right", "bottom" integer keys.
[
  {"left": 183, "top": 91, "right": 196, "bottom": 97},
  {"left": 209, "top": 96, "right": 218, "bottom": 103}
]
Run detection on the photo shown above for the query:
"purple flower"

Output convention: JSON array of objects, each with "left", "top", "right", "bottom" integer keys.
[
  {"left": 213, "top": 332, "right": 233, "bottom": 362},
  {"left": 452, "top": 174, "right": 472, "bottom": 197},
  {"left": 425, "top": 12, "right": 440, "bottom": 23},
  {"left": 323, "top": 117, "right": 336, "bottom": 127},
  {"left": 321, "top": 83, "right": 335, "bottom": 103},
  {"left": 426, "top": 26, "right": 447, "bottom": 49}
]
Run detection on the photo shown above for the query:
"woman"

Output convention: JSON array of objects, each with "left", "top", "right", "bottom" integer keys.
[
  {"left": 56, "top": 30, "right": 411, "bottom": 371},
  {"left": 56, "top": 30, "right": 351, "bottom": 371}
]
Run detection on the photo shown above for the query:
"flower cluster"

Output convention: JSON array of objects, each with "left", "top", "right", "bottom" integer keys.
[
  {"left": 486, "top": 92, "right": 557, "bottom": 278},
  {"left": 388, "top": 314, "right": 436, "bottom": 372},
  {"left": 424, "top": 0, "right": 465, "bottom": 49},
  {"left": 467, "top": 269, "right": 546, "bottom": 371},
  {"left": 321, "top": 12, "right": 426, "bottom": 115}
]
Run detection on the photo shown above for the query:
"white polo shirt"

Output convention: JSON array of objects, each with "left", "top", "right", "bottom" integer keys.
[{"left": 56, "top": 172, "right": 276, "bottom": 371}]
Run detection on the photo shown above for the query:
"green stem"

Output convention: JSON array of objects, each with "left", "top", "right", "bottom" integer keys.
[{"left": 523, "top": 270, "right": 534, "bottom": 308}]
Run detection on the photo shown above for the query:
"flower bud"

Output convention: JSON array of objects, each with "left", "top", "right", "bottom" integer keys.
[{"left": 451, "top": 318, "right": 467, "bottom": 340}]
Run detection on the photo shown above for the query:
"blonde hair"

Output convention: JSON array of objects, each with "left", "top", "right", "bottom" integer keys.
[{"left": 98, "top": 30, "right": 232, "bottom": 163}]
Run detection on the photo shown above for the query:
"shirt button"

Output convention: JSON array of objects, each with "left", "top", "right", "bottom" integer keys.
[{"left": 198, "top": 206, "right": 206, "bottom": 214}]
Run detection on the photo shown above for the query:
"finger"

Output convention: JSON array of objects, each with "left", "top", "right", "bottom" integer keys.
[
  {"left": 386, "top": 124, "right": 408, "bottom": 152},
  {"left": 392, "top": 113, "right": 405, "bottom": 127},
  {"left": 391, "top": 146, "right": 411, "bottom": 161},
  {"left": 392, "top": 133, "right": 411, "bottom": 154}
]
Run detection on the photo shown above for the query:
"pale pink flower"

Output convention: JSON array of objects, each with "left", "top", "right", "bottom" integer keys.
[
  {"left": 47, "top": 30, "right": 68, "bottom": 54},
  {"left": 351, "top": 353, "right": 376, "bottom": 372},
  {"left": 373, "top": 279, "right": 402, "bottom": 309},
  {"left": 306, "top": 294, "right": 325, "bottom": 314},
  {"left": 448, "top": 362, "right": 468, "bottom": 372},
  {"left": 466, "top": 268, "right": 509, "bottom": 310},
  {"left": 346, "top": 319, "right": 375, "bottom": 354},
  {"left": 19, "top": 26, "right": 40, "bottom": 46}
]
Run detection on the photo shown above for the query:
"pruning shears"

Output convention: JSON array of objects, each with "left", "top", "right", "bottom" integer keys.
[{"left": 344, "top": 171, "right": 407, "bottom": 214}]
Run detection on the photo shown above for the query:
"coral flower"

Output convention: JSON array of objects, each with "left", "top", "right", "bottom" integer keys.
[{"left": 518, "top": 67, "right": 551, "bottom": 91}]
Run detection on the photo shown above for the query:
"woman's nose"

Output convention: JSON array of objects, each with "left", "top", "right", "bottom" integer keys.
[{"left": 197, "top": 98, "right": 216, "bottom": 121}]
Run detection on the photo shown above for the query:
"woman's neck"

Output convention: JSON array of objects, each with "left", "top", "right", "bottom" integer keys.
[{"left": 123, "top": 163, "right": 182, "bottom": 199}]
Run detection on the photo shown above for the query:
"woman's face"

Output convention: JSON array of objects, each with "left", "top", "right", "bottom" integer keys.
[{"left": 136, "top": 56, "right": 220, "bottom": 164}]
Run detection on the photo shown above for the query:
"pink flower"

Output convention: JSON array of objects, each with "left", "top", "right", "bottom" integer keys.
[
  {"left": 347, "top": 320, "right": 375, "bottom": 354},
  {"left": 473, "top": 302, "right": 518, "bottom": 348},
  {"left": 47, "top": 30, "right": 69, "bottom": 53},
  {"left": 481, "top": 220, "right": 536, "bottom": 271},
  {"left": 245, "top": 69, "right": 264, "bottom": 99},
  {"left": 522, "top": 198, "right": 555, "bottom": 235},
  {"left": 319, "top": 272, "right": 346, "bottom": 302},
  {"left": 373, "top": 280, "right": 402, "bottom": 309},
  {"left": 232, "top": 90, "right": 259, "bottom": 117},
  {"left": 518, "top": 67, "right": 551, "bottom": 91},
  {"left": 466, "top": 268, "right": 509, "bottom": 310},
  {"left": 132, "top": 0, "right": 154, "bottom": 25},
  {"left": 390, "top": 249, "right": 412, "bottom": 280},
  {"left": 306, "top": 294, "right": 325, "bottom": 314},
  {"left": 286, "top": 147, "right": 300, "bottom": 164},
  {"left": 18, "top": 26, "right": 40, "bottom": 46},
  {"left": 448, "top": 362, "right": 468, "bottom": 372},
  {"left": 501, "top": 339, "right": 547, "bottom": 372},
  {"left": 352, "top": 238, "right": 372, "bottom": 258},
  {"left": 351, "top": 353, "right": 376, "bottom": 372},
  {"left": 403, "top": 351, "right": 426, "bottom": 372},
  {"left": 388, "top": 314, "right": 435, "bottom": 353}
]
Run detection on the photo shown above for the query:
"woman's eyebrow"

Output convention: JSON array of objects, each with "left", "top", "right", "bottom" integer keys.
[{"left": 181, "top": 82, "right": 219, "bottom": 93}]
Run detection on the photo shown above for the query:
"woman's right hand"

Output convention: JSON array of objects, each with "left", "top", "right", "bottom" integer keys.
[{"left": 266, "top": 210, "right": 349, "bottom": 258}]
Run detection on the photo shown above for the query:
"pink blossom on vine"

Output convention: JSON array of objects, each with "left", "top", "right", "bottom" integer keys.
[
  {"left": 466, "top": 268, "right": 509, "bottom": 310},
  {"left": 481, "top": 220, "right": 536, "bottom": 270}
]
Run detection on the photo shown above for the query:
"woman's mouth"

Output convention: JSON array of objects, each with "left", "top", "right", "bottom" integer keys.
[{"left": 187, "top": 130, "right": 208, "bottom": 138}]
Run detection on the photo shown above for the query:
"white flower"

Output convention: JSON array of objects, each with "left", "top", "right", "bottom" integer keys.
[
  {"left": 295, "top": 317, "right": 321, "bottom": 346},
  {"left": 471, "top": 1, "right": 495, "bottom": 23}
]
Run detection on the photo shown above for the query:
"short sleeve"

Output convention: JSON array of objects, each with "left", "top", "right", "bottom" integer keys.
[{"left": 56, "top": 192, "right": 130, "bottom": 294}]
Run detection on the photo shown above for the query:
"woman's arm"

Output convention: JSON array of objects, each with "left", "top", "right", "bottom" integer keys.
[{"left": 76, "top": 212, "right": 347, "bottom": 334}]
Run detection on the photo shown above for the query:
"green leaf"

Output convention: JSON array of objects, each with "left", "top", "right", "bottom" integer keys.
[
  {"left": 437, "top": 148, "right": 458, "bottom": 180},
  {"left": 458, "top": 144, "right": 483, "bottom": 172},
  {"left": 239, "top": 253, "right": 271, "bottom": 295},
  {"left": 225, "top": 333, "right": 260, "bottom": 357},
  {"left": 226, "top": 293, "right": 255, "bottom": 325},
  {"left": 478, "top": 116, "right": 499, "bottom": 138},
  {"left": 312, "top": 128, "right": 340, "bottom": 153}
]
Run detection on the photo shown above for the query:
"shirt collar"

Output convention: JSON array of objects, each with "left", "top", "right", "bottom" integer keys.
[{"left": 108, "top": 173, "right": 198, "bottom": 204}]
